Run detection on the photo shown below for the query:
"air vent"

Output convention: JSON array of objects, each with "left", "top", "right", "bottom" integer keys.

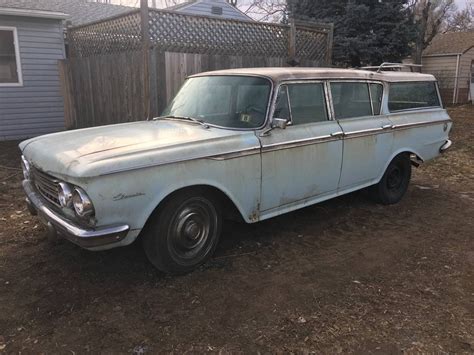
[{"left": 211, "top": 6, "right": 223, "bottom": 15}]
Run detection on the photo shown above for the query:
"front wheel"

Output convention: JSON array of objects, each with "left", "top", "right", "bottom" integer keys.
[
  {"left": 370, "top": 154, "right": 412, "bottom": 205},
  {"left": 143, "top": 190, "right": 222, "bottom": 274}
]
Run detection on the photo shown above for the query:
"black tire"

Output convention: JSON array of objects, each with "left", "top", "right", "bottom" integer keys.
[
  {"left": 370, "top": 154, "right": 412, "bottom": 205},
  {"left": 142, "top": 189, "right": 222, "bottom": 274}
]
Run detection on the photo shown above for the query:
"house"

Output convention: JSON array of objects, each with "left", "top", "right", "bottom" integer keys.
[
  {"left": 167, "top": 0, "right": 253, "bottom": 21},
  {"left": 0, "top": 0, "right": 132, "bottom": 27},
  {"left": 0, "top": 0, "right": 134, "bottom": 140},
  {"left": 0, "top": 7, "right": 69, "bottom": 140},
  {"left": 422, "top": 32, "right": 474, "bottom": 104}
]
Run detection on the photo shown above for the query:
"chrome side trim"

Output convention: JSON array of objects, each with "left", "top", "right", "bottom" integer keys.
[
  {"left": 344, "top": 127, "right": 383, "bottom": 137},
  {"left": 207, "top": 147, "right": 261, "bottom": 161},
  {"left": 392, "top": 119, "right": 451, "bottom": 130},
  {"left": 262, "top": 134, "right": 336, "bottom": 153},
  {"left": 100, "top": 119, "right": 452, "bottom": 175},
  {"left": 342, "top": 119, "right": 451, "bottom": 140}
]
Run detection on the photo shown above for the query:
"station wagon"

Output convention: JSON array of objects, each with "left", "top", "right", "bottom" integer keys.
[{"left": 20, "top": 67, "right": 453, "bottom": 274}]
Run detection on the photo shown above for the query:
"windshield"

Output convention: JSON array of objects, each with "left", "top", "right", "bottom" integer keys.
[{"left": 162, "top": 76, "right": 272, "bottom": 129}]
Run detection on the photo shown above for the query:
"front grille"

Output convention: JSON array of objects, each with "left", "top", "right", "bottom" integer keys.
[{"left": 31, "top": 166, "right": 61, "bottom": 208}]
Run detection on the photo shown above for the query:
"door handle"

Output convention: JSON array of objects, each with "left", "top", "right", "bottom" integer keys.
[
  {"left": 331, "top": 131, "right": 345, "bottom": 138},
  {"left": 382, "top": 124, "right": 394, "bottom": 130}
]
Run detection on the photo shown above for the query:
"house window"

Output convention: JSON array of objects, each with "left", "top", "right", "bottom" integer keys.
[{"left": 0, "top": 27, "right": 22, "bottom": 86}]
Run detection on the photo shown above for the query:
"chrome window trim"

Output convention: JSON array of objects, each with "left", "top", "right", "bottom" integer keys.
[
  {"left": 368, "top": 82, "right": 384, "bottom": 116},
  {"left": 270, "top": 80, "right": 331, "bottom": 126}
]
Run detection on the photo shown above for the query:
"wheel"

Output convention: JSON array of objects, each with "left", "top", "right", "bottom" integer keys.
[
  {"left": 142, "top": 190, "right": 222, "bottom": 274},
  {"left": 370, "top": 154, "right": 412, "bottom": 205}
]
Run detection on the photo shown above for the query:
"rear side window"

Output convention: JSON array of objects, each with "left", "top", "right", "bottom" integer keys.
[
  {"left": 331, "top": 82, "right": 372, "bottom": 119},
  {"left": 287, "top": 83, "right": 328, "bottom": 124},
  {"left": 388, "top": 82, "right": 440, "bottom": 111}
]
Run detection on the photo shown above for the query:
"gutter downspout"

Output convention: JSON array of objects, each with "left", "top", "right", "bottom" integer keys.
[{"left": 453, "top": 54, "right": 461, "bottom": 104}]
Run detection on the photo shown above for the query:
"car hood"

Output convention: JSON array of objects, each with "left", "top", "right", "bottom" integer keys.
[{"left": 20, "top": 120, "right": 260, "bottom": 178}]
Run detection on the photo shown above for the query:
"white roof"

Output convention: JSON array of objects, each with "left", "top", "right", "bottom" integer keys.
[{"left": 191, "top": 67, "right": 437, "bottom": 83}]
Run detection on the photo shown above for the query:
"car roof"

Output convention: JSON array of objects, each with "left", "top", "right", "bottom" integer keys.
[{"left": 189, "top": 67, "right": 437, "bottom": 83}]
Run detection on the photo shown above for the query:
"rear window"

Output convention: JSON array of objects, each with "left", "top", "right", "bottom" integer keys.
[{"left": 388, "top": 82, "right": 440, "bottom": 111}]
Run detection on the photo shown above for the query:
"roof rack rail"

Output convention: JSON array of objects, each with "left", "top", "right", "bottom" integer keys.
[{"left": 360, "top": 62, "right": 423, "bottom": 73}]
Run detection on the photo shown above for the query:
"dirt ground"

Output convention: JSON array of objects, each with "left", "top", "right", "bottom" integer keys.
[{"left": 0, "top": 106, "right": 473, "bottom": 354}]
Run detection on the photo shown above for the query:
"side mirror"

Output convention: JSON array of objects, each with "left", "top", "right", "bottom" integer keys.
[{"left": 272, "top": 118, "right": 288, "bottom": 129}]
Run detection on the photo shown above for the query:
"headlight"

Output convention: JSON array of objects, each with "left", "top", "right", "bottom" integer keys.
[
  {"left": 72, "top": 187, "right": 95, "bottom": 218},
  {"left": 58, "top": 182, "right": 73, "bottom": 208},
  {"left": 21, "top": 155, "right": 30, "bottom": 180}
]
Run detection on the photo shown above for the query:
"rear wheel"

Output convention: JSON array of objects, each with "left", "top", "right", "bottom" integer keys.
[
  {"left": 143, "top": 190, "right": 222, "bottom": 274},
  {"left": 370, "top": 154, "right": 412, "bottom": 205}
]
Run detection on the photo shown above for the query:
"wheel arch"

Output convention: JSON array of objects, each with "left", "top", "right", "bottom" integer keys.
[
  {"left": 376, "top": 148, "right": 423, "bottom": 183},
  {"left": 140, "top": 183, "right": 252, "bottom": 232}
]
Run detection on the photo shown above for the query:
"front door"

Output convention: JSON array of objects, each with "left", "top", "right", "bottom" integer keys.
[
  {"left": 258, "top": 82, "right": 344, "bottom": 215},
  {"left": 329, "top": 81, "right": 394, "bottom": 189}
]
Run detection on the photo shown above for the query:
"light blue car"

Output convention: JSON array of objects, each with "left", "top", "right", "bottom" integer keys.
[{"left": 20, "top": 67, "right": 453, "bottom": 274}]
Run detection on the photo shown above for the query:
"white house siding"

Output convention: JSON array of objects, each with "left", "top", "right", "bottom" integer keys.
[
  {"left": 422, "top": 55, "right": 458, "bottom": 104},
  {"left": 458, "top": 47, "right": 474, "bottom": 91},
  {"left": 0, "top": 15, "right": 65, "bottom": 140},
  {"left": 177, "top": 1, "right": 252, "bottom": 21}
]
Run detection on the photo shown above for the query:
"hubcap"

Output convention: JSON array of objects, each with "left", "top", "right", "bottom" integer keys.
[
  {"left": 168, "top": 198, "right": 217, "bottom": 263},
  {"left": 387, "top": 166, "right": 402, "bottom": 189}
]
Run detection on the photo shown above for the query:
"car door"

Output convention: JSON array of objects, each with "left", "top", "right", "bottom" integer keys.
[
  {"left": 329, "top": 81, "right": 394, "bottom": 190},
  {"left": 258, "top": 81, "right": 344, "bottom": 214}
]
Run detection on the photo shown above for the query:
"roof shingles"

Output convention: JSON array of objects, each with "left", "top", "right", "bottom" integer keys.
[
  {"left": 0, "top": 0, "right": 133, "bottom": 26},
  {"left": 424, "top": 32, "right": 474, "bottom": 56}
]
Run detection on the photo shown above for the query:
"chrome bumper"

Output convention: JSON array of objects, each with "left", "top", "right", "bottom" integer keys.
[
  {"left": 440, "top": 139, "right": 452, "bottom": 153},
  {"left": 23, "top": 180, "right": 130, "bottom": 249}
]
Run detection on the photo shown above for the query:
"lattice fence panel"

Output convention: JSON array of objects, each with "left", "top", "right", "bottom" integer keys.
[
  {"left": 68, "top": 10, "right": 142, "bottom": 57},
  {"left": 296, "top": 27, "right": 331, "bottom": 63},
  {"left": 68, "top": 8, "right": 332, "bottom": 63},
  {"left": 148, "top": 9, "right": 288, "bottom": 57}
]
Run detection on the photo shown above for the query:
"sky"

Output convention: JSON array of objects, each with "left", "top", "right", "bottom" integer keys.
[{"left": 117, "top": 0, "right": 472, "bottom": 11}]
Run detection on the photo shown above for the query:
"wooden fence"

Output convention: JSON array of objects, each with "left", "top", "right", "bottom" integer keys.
[{"left": 61, "top": 4, "right": 334, "bottom": 129}]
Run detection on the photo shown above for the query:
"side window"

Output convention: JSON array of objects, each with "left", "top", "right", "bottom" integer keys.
[
  {"left": 287, "top": 83, "right": 328, "bottom": 124},
  {"left": 331, "top": 82, "right": 372, "bottom": 119},
  {"left": 273, "top": 85, "right": 290, "bottom": 121},
  {"left": 370, "top": 83, "right": 383, "bottom": 115},
  {"left": 388, "top": 82, "right": 440, "bottom": 111}
]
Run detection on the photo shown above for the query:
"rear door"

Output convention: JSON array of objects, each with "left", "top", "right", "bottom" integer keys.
[
  {"left": 258, "top": 81, "right": 344, "bottom": 214},
  {"left": 330, "top": 81, "right": 394, "bottom": 190}
]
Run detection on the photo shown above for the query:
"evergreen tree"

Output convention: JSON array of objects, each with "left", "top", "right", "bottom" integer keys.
[{"left": 289, "top": 0, "right": 416, "bottom": 67}]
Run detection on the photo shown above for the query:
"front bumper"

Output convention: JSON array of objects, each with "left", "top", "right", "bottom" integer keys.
[
  {"left": 440, "top": 139, "right": 452, "bottom": 153},
  {"left": 23, "top": 180, "right": 130, "bottom": 249}
]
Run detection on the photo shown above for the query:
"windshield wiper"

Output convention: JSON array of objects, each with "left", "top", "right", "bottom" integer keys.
[{"left": 156, "top": 115, "right": 209, "bottom": 128}]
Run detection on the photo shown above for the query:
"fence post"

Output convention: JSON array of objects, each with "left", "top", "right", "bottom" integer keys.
[
  {"left": 288, "top": 18, "right": 298, "bottom": 67},
  {"left": 326, "top": 23, "right": 334, "bottom": 67},
  {"left": 58, "top": 59, "right": 76, "bottom": 129},
  {"left": 141, "top": 0, "right": 151, "bottom": 120}
]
